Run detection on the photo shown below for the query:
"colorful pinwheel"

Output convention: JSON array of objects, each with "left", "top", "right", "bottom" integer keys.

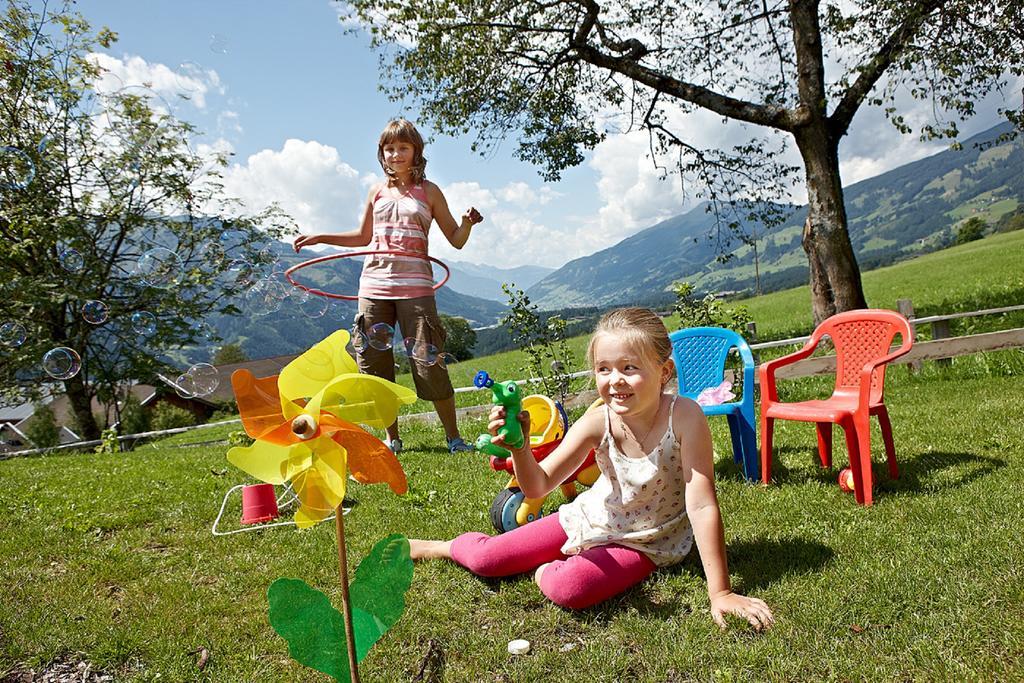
[{"left": 226, "top": 329, "right": 416, "bottom": 528}]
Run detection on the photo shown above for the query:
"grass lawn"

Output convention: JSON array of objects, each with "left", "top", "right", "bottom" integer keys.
[{"left": 2, "top": 352, "right": 1023, "bottom": 681}]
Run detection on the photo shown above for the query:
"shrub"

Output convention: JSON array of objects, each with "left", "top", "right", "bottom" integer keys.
[
  {"left": 150, "top": 402, "right": 197, "bottom": 432},
  {"left": 119, "top": 393, "right": 150, "bottom": 435},
  {"left": 24, "top": 403, "right": 60, "bottom": 448}
]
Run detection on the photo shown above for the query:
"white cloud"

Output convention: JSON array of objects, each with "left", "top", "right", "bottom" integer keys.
[
  {"left": 87, "top": 53, "right": 220, "bottom": 110},
  {"left": 217, "top": 139, "right": 364, "bottom": 236}
]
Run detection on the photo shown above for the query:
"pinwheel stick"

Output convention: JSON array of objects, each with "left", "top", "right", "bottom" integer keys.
[{"left": 335, "top": 505, "right": 360, "bottom": 683}]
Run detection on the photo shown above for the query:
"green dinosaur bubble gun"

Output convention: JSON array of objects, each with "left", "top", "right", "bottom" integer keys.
[{"left": 473, "top": 371, "right": 524, "bottom": 456}]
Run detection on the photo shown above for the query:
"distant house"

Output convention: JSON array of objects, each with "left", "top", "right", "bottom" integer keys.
[
  {"left": 0, "top": 383, "right": 218, "bottom": 453},
  {"left": 208, "top": 353, "right": 299, "bottom": 403}
]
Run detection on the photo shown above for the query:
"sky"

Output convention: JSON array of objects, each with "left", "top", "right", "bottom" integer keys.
[{"left": 72, "top": 0, "right": 1022, "bottom": 270}]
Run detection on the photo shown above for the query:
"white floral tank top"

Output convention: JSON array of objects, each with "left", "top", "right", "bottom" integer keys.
[{"left": 558, "top": 396, "right": 694, "bottom": 567}]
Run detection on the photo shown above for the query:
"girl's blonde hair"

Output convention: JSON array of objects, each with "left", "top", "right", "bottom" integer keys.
[
  {"left": 377, "top": 119, "right": 427, "bottom": 185},
  {"left": 587, "top": 307, "right": 673, "bottom": 372}
]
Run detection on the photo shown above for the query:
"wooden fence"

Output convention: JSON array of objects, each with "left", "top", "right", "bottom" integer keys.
[{"left": 4, "top": 301, "right": 1022, "bottom": 457}]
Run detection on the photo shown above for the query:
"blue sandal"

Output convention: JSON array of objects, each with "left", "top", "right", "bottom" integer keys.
[{"left": 447, "top": 437, "right": 474, "bottom": 454}]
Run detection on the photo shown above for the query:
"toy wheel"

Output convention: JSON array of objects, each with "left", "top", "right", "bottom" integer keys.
[
  {"left": 490, "top": 488, "right": 523, "bottom": 533},
  {"left": 489, "top": 487, "right": 543, "bottom": 533}
]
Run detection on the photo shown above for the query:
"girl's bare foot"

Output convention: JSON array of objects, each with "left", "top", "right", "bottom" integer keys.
[{"left": 408, "top": 539, "right": 453, "bottom": 561}]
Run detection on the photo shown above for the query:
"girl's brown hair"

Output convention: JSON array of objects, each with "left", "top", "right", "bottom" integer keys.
[
  {"left": 586, "top": 307, "right": 673, "bottom": 373},
  {"left": 377, "top": 119, "right": 427, "bottom": 185}
]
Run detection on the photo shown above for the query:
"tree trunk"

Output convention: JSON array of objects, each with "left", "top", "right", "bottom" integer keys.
[
  {"left": 64, "top": 374, "right": 100, "bottom": 441},
  {"left": 794, "top": 126, "right": 868, "bottom": 325}
]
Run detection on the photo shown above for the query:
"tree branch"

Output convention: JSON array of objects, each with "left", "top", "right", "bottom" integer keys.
[{"left": 829, "top": 0, "right": 944, "bottom": 136}]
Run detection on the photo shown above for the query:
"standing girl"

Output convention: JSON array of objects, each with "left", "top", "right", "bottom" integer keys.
[
  {"left": 410, "top": 308, "right": 774, "bottom": 626},
  {"left": 294, "top": 119, "right": 483, "bottom": 454}
]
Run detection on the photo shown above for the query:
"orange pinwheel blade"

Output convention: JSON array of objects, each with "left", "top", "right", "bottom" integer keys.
[
  {"left": 232, "top": 369, "right": 287, "bottom": 439},
  {"left": 320, "top": 414, "right": 407, "bottom": 495}
]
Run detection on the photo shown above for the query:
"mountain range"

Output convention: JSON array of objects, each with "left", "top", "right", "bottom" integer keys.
[{"left": 526, "top": 122, "right": 1023, "bottom": 308}]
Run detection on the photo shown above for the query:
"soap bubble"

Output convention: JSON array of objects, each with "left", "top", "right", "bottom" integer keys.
[
  {"left": 131, "top": 311, "right": 157, "bottom": 336},
  {"left": 174, "top": 61, "right": 204, "bottom": 92},
  {"left": 135, "top": 247, "right": 183, "bottom": 289},
  {"left": 368, "top": 322, "right": 395, "bottom": 351},
  {"left": 187, "top": 362, "right": 220, "bottom": 396},
  {"left": 0, "top": 146, "right": 35, "bottom": 190},
  {"left": 299, "top": 291, "right": 328, "bottom": 319},
  {"left": 227, "top": 258, "right": 256, "bottom": 288},
  {"left": 436, "top": 352, "right": 458, "bottom": 370},
  {"left": 37, "top": 135, "right": 53, "bottom": 155},
  {"left": 209, "top": 34, "right": 230, "bottom": 54},
  {"left": 82, "top": 300, "right": 109, "bottom": 325},
  {"left": 174, "top": 362, "right": 220, "bottom": 398},
  {"left": 245, "top": 279, "right": 283, "bottom": 316},
  {"left": 0, "top": 321, "right": 27, "bottom": 347},
  {"left": 405, "top": 339, "right": 438, "bottom": 365},
  {"left": 348, "top": 330, "right": 367, "bottom": 356},
  {"left": 43, "top": 346, "right": 82, "bottom": 380},
  {"left": 59, "top": 248, "right": 85, "bottom": 273}
]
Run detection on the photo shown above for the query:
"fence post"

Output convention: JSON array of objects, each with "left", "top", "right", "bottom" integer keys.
[
  {"left": 896, "top": 298, "right": 922, "bottom": 373},
  {"left": 931, "top": 319, "right": 953, "bottom": 366},
  {"left": 745, "top": 321, "right": 759, "bottom": 364}
]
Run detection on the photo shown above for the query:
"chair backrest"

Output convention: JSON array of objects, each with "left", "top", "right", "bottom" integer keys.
[
  {"left": 668, "top": 327, "right": 751, "bottom": 400},
  {"left": 814, "top": 309, "right": 913, "bottom": 402}
]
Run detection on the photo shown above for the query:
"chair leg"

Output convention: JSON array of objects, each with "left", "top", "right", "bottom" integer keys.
[
  {"left": 815, "top": 422, "right": 833, "bottom": 469},
  {"left": 876, "top": 406, "right": 899, "bottom": 479},
  {"left": 725, "top": 413, "right": 743, "bottom": 465},
  {"left": 853, "top": 412, "right": 875, "bottom": 506},
  {"left": 739, "top": 407, "right": 760, "bottom": 482},
  {"left": 839, "top": 418, "right": 867, "bottom": 505},
  {"left": 760, "top": 416, "right": 774, "bottom": 484}
]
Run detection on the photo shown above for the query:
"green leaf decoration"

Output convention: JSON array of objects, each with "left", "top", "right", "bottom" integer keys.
[
  {"left": 267, "top": 535, "right": 414, "bottom": 682},
  {"left": 350, "top": 534, "right": 414, "bottom": 659},
  {"left": 268, "top": 577, "right": 351, "bottom": 683}
]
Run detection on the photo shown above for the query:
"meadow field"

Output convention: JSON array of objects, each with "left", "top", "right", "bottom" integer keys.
[{"left": 1, "top": 230, "right": 1022, "bottom": 681}]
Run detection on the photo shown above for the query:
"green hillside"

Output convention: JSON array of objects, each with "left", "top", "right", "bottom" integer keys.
[
  {"left": 405, "top": 228, "right": 1024, "bottom": 415},
  {"left": 528, "top": 122, "right": 1023, "bottom": 309}
]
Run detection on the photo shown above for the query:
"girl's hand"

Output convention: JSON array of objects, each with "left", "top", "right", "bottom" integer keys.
[
  {"left": 463, "top": 207, "right": 484, "bottom": 225},
  {"left": 709, "top": 591, "right": 774, "bottom": 632},
  {"left": 487, "top": 406, "right": 530, "bottom": 449},
  {"left": 293, "top": 234, "right": 320, "bottom": 252}
]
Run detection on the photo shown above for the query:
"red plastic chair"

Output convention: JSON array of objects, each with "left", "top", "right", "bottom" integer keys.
[{"left": 759, "top": 309, "right": 913, "bottom": 505}]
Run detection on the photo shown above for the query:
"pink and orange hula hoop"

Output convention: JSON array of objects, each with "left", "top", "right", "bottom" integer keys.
[{"left": 285, "top": 250, "right": 451, "bottom": 301}]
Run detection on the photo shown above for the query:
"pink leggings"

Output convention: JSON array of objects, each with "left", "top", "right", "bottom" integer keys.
[{"left": 449, "top": 513, "right": 657, "bottom": 610}]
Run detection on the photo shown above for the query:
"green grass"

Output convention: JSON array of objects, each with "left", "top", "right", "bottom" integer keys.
[
  {"left": 2, "top": 352, "right": 1024, "bottom": 681},
  {"left": 398, "top": 229, "right": 1024, "bottom": 417}
]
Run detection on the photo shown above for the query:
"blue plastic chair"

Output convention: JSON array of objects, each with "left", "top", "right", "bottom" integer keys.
[{"left": 669, "top": 327, "right": 759, "bottom": 481}]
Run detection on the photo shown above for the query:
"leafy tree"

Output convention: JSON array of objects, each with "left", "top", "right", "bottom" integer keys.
[
  {"left": 343, "top": 0, "right": 1023, "bottom": 323},
  {"left": 0, "top": 2, "right": 288, "bottom": 440},
  {"left": 954, "top": 216, "right": 987, "bottom": 244},
  {"left": 439, "top": 314, "right": 477, "bottom": 361},
  {"left": 996, "top": 209, "right": 1024, "bottom": 233},
  {"left": 212, "top": 342, "right": 249, "bottom": 365},
  {"left": 24, "top": 401, "right": 60, "bottom": 447}
]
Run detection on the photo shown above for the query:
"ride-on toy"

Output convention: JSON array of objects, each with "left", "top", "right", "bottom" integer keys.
[{"left": 473, "top": 371, "right": 601, "bottom": 533}]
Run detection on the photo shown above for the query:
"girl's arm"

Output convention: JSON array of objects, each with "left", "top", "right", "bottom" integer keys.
[
  {"left": 678, "top": 398, "right": 775, "bottom": 631},
  {"left": 425, "top": 181, "right": 482, "bottom": 249},
  {"left": 489, "top": 405, "right": 603, "bottom": 499},
  {"left": 293, "top": 186, "right": 376, "bottom": 252}
]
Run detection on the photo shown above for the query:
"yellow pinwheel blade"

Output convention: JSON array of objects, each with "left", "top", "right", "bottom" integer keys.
[
  {"left": 290, "top": 439, "right": 348, "bottom": 529},
  {"left": 279, "top": 330, "right": 358, "bottom": 418},
  {"left": 317, "top": 374, "right": 417, "bottom": 429},
  {"left": 226, "top": 440, "right": 292, "bottom": 485}
]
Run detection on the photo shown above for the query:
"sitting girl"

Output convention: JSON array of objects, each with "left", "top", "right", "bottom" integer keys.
[{"left": 410, "top": 308, "right": 774, "bottom": 628}]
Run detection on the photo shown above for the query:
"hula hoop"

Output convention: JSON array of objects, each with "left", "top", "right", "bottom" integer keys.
[{"left": 285, "top": 250, "right": 451, "bottom": 301}]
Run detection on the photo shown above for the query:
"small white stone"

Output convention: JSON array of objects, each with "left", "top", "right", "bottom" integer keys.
[{"left": 507, "top": 639, "right": 531, "bottom": 655}]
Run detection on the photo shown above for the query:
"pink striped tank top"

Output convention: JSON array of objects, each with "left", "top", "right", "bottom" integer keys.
[{"left": 358, "top": 183, "right": 435, "bottom": 300}]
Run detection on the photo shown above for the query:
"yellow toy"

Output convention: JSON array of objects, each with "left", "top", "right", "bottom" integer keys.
[{"left": 486, "top": 395, "right": 602, "bottom": 532}]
